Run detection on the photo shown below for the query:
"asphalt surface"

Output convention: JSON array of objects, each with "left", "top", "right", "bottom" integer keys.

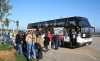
[{"left": 40, "top": 37, "right": 100, "bottom": 61}]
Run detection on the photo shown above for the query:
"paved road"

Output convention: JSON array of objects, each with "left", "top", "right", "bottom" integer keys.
[{"left": 40, "top": 37, "right": 100, "bottom": 61}]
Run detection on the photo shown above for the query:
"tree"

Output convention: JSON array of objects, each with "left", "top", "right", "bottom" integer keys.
[
  {"left": 16, "top": 20, "right": 19, "bottom": 31},
  {"left": 3, "top": 18, "right": 10, "bottom": 31},
  {"left": 0, "top": 0, "right": 12, "bottom": 19},
  {"left": 1, "top": 24, "right": 4, "bottom": 30},
  {"left": 0, "top": 0, "right": 12, "bottom": 36}
]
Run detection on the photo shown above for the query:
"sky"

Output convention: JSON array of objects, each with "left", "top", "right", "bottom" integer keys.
[{"left": 6, "top": 0, "right": 100, "bottom": 31}]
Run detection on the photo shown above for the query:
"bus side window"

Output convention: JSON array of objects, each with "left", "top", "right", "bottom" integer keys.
[
  {"left": 45, "top": 21, "right": 49, "bottom": 27},
  {"left": 68, "top": 18, "right": 76, "bottom": 26},
  {"left": 56, "top": 19, "right": 65, "bottom": 27},
  {"left": 49, "top": 20, "right": 54, "bottom": 27}
]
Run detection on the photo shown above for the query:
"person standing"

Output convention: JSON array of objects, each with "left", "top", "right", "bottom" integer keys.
[
  {"left": 36, "top": 33, "right": 44, "bottom": 60},
  {"left": 55, "top": 33, "right": 60, "bottom": 50},
  {"left": 22, "top": 32, "right": 27, "bottom": 51},
  {"left": 52, "top": 34, "right": 56, "bottom": 49},
  {"left": 71, "top": 28, "right": 77, "bottom": 47},
  {"left": 47, "top": 31, "right": 52, "bottom": 49},
  {"left": 44, "top": 34, "right": 50, "bottom": 52},
  {"left": 26, "top": 32, "right": 36, "bottom": 60},
  {"left": 10, "top": 31, "right": 14, "bottom": 45},
  {"left": 12, "top": 31, "right": 17, "bottom": 47},
  {"left": 15, "top": 31, "right": 23, "bottom": 56},
  {"left": 6, "top": 33, "right": 10, "bottom": 45}
]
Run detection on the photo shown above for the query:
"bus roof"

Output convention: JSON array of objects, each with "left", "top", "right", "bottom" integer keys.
[{"left": 28, "top": 16, "right": 86, "bottom": 24}]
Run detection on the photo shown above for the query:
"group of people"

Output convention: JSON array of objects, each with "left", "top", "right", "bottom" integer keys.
[
  {"left": 2, "top": 31, "right": 16, "bottom": 46},
  {"left": 2, "top": 29, "right": 77, "bottom": 61},
  {"left": 15, "top": 31, "right": 63, "bottom": 61}
]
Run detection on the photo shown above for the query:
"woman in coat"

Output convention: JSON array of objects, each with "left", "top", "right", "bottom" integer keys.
[{"left": 36, "top": 33, "right": 44, "bottom": 60}]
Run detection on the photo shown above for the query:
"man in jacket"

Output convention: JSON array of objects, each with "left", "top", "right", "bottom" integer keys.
[{"left": 26, "top": 31, "right": 36, "bottom": 60}]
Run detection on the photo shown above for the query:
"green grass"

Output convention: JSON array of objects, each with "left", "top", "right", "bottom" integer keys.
[
  {"left": 0, "top": 44, "right": 36, "bottom": 61},
  {"left": 15, "top": 54, "right": 27, "bottom": 61},
  {"left": 14, "top": 53, "right": 36, "bottom": 61},
  {"left": 0, "top": 58, "right": 4, "bottom": 61},
  {"left": 0, "top": 44, "right": 12, "bottom": 51}
]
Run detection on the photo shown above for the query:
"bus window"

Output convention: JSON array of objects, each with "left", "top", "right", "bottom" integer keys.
[
  {"left": 39, "top": 22, "right": 44, "bottom": 28},
  {"left": 27, "top": 24, "right": 33, "bottom": 29},
  {"left": 56, "top": 19, "right": 65, "bottom": 27},
  {"left": 78, "top": 17, "right": 91, "bottom": 27},
  {"left": 49, "top": 20, "right": 54, "bottom": 27},
  {"left": 45, "top": 21, "right": 49, "bottom": 27},
  {"left": 68, "top": 18, "right": 76, "bottom": 26},
  {"left": 33, "top": 23, "right": 38, "bottom": 28}
]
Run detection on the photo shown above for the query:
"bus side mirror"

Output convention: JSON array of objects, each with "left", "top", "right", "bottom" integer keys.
[{"left": 92, "top": 27, "right": 95, "bottom": 32}]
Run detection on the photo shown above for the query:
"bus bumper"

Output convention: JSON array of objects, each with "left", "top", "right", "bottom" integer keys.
[{"left": 77, "top": 41, "right": 92, "bottom": 47}]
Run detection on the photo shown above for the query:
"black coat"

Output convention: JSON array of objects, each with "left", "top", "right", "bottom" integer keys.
[{"left": 44, "top": 36, "right": 50, "bottom": 45}]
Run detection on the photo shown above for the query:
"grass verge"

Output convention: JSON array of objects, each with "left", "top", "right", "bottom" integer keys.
[
  {"left": 0, "top": 44, "right": 12, "bottom": 51},
  {"left": 14, "top": 53, "right": 36, "bottom": 61}
]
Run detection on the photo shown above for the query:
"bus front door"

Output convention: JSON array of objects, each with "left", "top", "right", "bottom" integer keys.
[{"left": 69, "top": 27, "right": 77, "bottom": 47}]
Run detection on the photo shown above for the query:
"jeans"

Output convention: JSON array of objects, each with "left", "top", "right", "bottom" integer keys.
[
  {"left": 55, "top": 41, "right": 58, "bottom": 50},
  {"left": 16, "top": 44, "right": 23, "bottom": 56},
  {"left": 6, "top": 38, "right": 10, "bottom": 45},
  {"left": 10, "top": 38, "right": 13, "bottom": 45},
  {"left": 27, "top": 42, "right": 36, "bottom": 59}
]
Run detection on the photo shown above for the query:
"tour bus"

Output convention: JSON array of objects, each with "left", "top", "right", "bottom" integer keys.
[{"left": 27, "top": 16, "right": 95, "bottom": 47}]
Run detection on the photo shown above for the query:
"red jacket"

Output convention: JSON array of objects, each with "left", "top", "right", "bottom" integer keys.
[
  {"left": 47, "top": 33, "right": 52, "bottom": 41},
  {"left": 59, "top": 34, "right": 63, "bottom": 39}
]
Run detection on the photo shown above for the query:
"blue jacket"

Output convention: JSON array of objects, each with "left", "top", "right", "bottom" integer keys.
[
  {"left": 6, "top": 34, "right": 10, "bottom": 39},
  {"left": 52, "top": 35, "right": 56, "bottom": 40}
]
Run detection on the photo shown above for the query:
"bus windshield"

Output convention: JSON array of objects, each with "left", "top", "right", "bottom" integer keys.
[{"left": 78, "top": 17, "right": 91, "bottom": 27}]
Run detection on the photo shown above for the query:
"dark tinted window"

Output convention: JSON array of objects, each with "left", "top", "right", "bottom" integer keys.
[
  {"left": 68, "top": 18, "right": 76, "bottom": 26},
  {"left": 56, "top": 19, "right": 65, "bottom": 27},
  {"left": 78, "top": 17, "right": 91, "bottom": 27},
  {"left": 33, "top": 23, "right": 38, "bottom": 28},
  {"left": 27, "top": 23, "right": 33, "bottom": 29},
  {"left": 39, "top": 22, "right": 45, "bottom": 27},
  {"left": 49, "top": 20, "right": 54, "bottom": 27},
  {"left": 45, "top": 21, "right": 49, "bottom": 27}
]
